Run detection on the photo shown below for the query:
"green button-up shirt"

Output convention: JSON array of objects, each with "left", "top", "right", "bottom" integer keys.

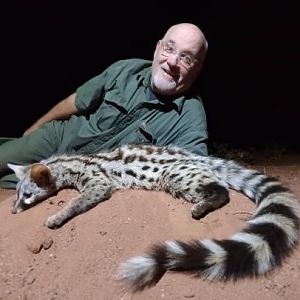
[{"left": 58, "top": 58, "right": 208, "bottom": 155}]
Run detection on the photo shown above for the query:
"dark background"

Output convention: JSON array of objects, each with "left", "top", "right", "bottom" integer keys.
[{"left": 1, "top": 1, "right": 299, "bottom": 150}]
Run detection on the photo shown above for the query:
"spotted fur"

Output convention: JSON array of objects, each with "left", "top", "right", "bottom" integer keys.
[{"left": 8, "top": 144, "right": 299, "bottom": 291}]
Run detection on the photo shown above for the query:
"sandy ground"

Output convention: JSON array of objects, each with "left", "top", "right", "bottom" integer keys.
[{"left": 0, "top": 156, "right": 300, "bottom": 300}]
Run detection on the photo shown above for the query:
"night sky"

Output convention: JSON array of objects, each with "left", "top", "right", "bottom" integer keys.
[{"left": 1, "top": 1, "right": 299, "bottom": 150}]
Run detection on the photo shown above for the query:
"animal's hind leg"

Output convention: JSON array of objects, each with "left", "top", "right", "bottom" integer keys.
[
  {"left": 189, "top": 182, "right": 230, "bottom": 219},
  {"left": 45, "top": 186, "right": 112, "bottom": 229},
  {"left": 163, "top": 163, "right": 230, "bottom": 220}
]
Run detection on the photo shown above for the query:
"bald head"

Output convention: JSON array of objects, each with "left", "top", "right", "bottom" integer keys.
[{"left": 163, "top": 23, "right": 208, "bottom": 65}]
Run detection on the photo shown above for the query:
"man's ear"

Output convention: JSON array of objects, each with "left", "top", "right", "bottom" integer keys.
[
  {"left": 7, "top": 163, "right": 29, "bottom": 180},
  {"left": 153, "top": 40, "right": 162, "bottom": 58}
]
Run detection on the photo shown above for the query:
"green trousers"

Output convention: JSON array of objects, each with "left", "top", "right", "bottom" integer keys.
[{"left": 0, "top": 123, "right": 61, "bottom": 189}]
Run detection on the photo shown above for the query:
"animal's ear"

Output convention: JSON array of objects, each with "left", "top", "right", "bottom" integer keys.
[
  {"left": 30, "top": 163, "right": 53, "bottom": 187},
  {"left": 7, "top": 163, "right": 30, "bottom": 179}
]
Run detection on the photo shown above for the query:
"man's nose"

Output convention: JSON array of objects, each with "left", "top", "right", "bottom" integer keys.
[{"left": 166, "top": 54, "right": 180, "bottom": 67}]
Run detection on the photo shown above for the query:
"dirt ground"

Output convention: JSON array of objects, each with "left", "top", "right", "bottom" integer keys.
[{"left": 0, "top": 154, "right": 300, "bottom": 300}]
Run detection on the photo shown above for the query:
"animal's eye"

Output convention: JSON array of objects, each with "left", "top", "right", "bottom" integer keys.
[{"left": 23, "top": 192, "right": 32, "bottom": 199}]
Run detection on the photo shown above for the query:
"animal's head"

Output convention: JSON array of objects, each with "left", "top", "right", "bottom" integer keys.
[{"left": 7, "top": 163, "right": 57, "bottom": 214}]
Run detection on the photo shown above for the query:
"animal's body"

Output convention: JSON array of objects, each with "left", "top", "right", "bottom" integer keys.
[{"left": 8, "top": 144, "right": 299, "bottom": 292}]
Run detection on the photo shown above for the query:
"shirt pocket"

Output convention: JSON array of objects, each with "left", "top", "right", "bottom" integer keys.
[{"left": 97, "top": 88, "right": 128, "bottom": 130}]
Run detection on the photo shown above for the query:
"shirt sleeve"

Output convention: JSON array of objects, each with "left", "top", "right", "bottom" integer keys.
[
  {"left": 74, "top": 61, "right": 124, "bottom": 113},
  {"left": 75, "top": 70, "right": 108, "bottom": 113}
]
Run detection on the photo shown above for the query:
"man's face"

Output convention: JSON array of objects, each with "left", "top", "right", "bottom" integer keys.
[{"left": 151, "top": 28, "right": 205, "bottom": 96}]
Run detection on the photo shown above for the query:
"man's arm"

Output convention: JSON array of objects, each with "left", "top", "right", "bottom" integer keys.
[{"left": 23, "top": 93, "right": 78, "bottom": 136}]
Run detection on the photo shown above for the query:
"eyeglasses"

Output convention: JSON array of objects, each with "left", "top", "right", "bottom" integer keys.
[{"left": 160, "top": 40, "right": 198, "bottom": 69}]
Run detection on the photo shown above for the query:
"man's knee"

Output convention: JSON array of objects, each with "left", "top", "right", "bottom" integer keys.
[
  {"left": 0, "top": 174, "right": 18, "bottom": 189},
  {"left": 0, "top": 138, "right": 20, "bottom": 171}
]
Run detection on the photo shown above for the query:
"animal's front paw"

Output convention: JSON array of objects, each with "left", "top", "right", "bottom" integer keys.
[{"left": 45, "top": 215, "right": 63, "bottom": 229}]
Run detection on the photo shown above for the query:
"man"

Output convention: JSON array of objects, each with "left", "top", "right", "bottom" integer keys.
[{"left": 0, "top": 23, "right": 208, "bottom": 189}]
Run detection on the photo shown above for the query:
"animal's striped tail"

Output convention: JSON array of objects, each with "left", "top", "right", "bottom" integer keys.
[{"left": 118, "top": 164, "right": 299, "bottom": 292}]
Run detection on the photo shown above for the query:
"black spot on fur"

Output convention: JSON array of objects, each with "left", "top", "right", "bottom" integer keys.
[
  {"left": 67, "top": 169, "right": 81, "bottom": 176},
  {"left": 175, "top": 191, "right": 183, "bottom": 198},
  {"left": 145, "top": 146, "right": 155, "bottom": 154},
  {"left": 169, "top": 173, "right": 180, "bottom": 179},
  {"left": 112, "top": 171, "right": 122, "bottom": 177},
  {"left": 166, "top": 149, "right": 177, "bottom": 155},
  {"left": 124, "top": 155, "right": 136, "bottom": 164},
  {"left": 183, "top": 188, "right": 191, "bottom": 193},
  {"left": 81, "top": 177, "right": 90, "bottom": 186},
  {"left": 195, "top": 187, "right": 202, "bottom": 194},
  {"left": 166, "top": 159, "right": 177, "bottom": 163},
  {"left": 156, "top": 147, "right": 163, "bottom": 155},
  {"left": 175, "top": 177, "right": 184, "bottom": 183},
  {"left": 115, "top": 149, "right": 124, "bottom": 160},
  {"left": 100, "top": 168, "right": 109, "bottom": 178},
  {"left": 201, "top": 174, "right": 212, "bottom": 180},
  {"left": 139, "top": 156, "right": 148, "bottom": 162},
  {"left": 125, "top": 170, "right": 137, "bottom": 177}
]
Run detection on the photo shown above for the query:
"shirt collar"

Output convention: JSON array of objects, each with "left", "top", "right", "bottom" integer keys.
[
  {"left": 136, "top": 66, "right": 151, "bottom": 88},
  {"left": 136, "top": 67, "right": 185, "bottom": 113}
]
